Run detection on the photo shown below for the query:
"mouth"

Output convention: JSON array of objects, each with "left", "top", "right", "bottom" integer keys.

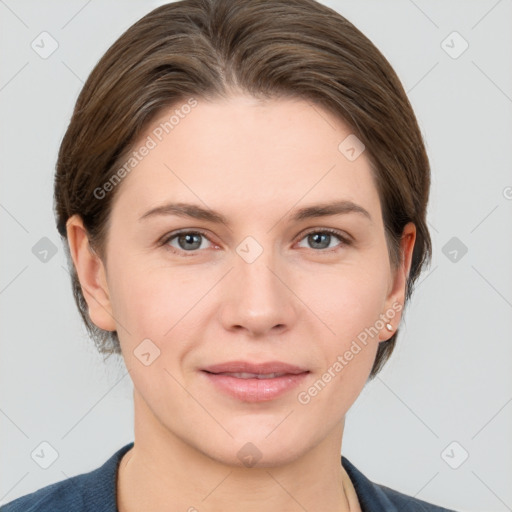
[
  {"left": 208, "top": 371, "right": 293, "bottom": 379},
  {"left": 200, "top": 361, "right": 310, "bottom": 402}
]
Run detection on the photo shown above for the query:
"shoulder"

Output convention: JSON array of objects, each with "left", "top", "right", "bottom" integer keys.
[
  {"left": 0, "top": 442, "right": 134, "bottom": 512},
  {"left": 341, "top": 456, "right": 459, "bottom": 512},
  {"left": 0, "top": 478, "right": 86, "bottom": 512},
  {"left": 375, "top": 483, "right": 457, "bottom": 511}
]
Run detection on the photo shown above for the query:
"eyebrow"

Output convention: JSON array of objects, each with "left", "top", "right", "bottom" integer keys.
[{"left": 139, "top": 199, "right": 372, "bottom": 225}]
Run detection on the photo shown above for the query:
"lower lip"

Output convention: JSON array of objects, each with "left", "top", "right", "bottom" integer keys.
[{"left": 201, "top": 371, "right": 309, "bottom": 402}]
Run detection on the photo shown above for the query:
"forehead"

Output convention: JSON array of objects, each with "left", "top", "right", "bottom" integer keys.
[{"left": 110, "top": 95, "right": 381, "bottom": 223}]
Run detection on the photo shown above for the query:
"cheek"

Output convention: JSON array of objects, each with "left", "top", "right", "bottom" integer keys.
[
  {"left": 293, "top": 258, "right": 389, "bottom": 393},
  {"left": 296, "top": 269, "right": 385, "bottom": 408},
  {"left": 107, "top": 240, "right": 391, "bottom": 355},
  {"left": 107, "top": 258, "right": 211, "bottom": 343},
  {"left": 296, "top": 260, "right": 390, "bottom": 340},
  {"left": 110, "top": 255, "right": 389, "bottom": 326}
]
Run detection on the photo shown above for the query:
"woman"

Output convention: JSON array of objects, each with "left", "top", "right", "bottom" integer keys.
[{"left": 1, "top": 0, "right": 459, "bottom": 510}]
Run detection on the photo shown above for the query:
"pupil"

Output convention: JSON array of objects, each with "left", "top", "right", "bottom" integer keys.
[
  {"left": 311, "top": 233, "right": 329, "bottom": 249},
  {"left": 180, "top": 233, "right": 201, "bottom": 250}
]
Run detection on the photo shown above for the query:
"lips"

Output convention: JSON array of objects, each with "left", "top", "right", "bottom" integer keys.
[
  {"left": 214, "top": 372, "right": 287, "bottom": 379},
  {"left": 201, "top": 361, "right": 310, "bottom": 402},
  {"left": 202, "top": 360, "right": 309, "bottom": 375}
]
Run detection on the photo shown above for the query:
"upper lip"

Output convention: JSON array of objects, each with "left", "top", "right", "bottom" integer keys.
[{"left": 202, "top": 361, "right": 309, "bottom": 375}]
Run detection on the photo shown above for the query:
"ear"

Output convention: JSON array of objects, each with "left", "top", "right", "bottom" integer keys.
[
  {"left": 380, "top": 222, "right": 416, "bottom": 341},
  {"left": 66, "top": 214, "right": 116, "bottom": 332}
]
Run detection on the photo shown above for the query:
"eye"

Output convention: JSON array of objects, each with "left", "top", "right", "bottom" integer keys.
[
  {"left": 159, "top": 228, "right": 351, "bottom": 257},
  {"left": 296, "top": 228, "right": 351, "bottom": 252},
  {"left": 160, "top": 230, "right": 214, "bottom": 255}
]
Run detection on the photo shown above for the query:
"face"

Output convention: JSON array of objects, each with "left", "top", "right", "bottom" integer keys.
[{"left": 69, "top": 94, "right": 415, "bottom": 467}]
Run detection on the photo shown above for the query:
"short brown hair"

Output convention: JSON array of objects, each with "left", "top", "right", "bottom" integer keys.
[{"left": 54, "top": 0, "right": 431, "bottom": 379}]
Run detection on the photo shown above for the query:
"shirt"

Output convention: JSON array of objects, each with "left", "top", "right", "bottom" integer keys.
[{"left": 1, "top": 442, "right": 458, "bottom": 511}]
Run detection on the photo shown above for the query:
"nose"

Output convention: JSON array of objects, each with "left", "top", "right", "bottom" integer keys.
[{"left": 218, "top": 245, "right": 297, "bottom": 338}]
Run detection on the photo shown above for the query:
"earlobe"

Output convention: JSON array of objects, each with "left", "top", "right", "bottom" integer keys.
[{"left": 66, "top": 215, "right": 117, "bottom": 332}]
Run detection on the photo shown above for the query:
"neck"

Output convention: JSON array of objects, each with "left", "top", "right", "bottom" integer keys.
[{"left": 117, "top": 391, "right": 358, "bottom": 512}]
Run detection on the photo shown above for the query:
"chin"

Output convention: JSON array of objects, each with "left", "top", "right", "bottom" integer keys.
[
  {"left": 207, "top": 443, "right": 304, "bottom": 470},
  {"left": 193, "top": 424, "right": 311, "bottom": 469}
]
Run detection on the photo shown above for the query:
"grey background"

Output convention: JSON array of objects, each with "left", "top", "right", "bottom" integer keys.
[{"left": 1, "top": 1, "right": 511, "bottom": 511}]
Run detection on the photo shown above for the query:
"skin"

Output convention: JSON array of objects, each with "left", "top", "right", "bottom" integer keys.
[{"left": 67, "top": 94, "right": 416, "bottom": 512}]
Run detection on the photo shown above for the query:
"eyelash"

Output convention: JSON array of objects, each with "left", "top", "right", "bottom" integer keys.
[{"left": 158, "top": 228, "right": 352, "bottom": 257}]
